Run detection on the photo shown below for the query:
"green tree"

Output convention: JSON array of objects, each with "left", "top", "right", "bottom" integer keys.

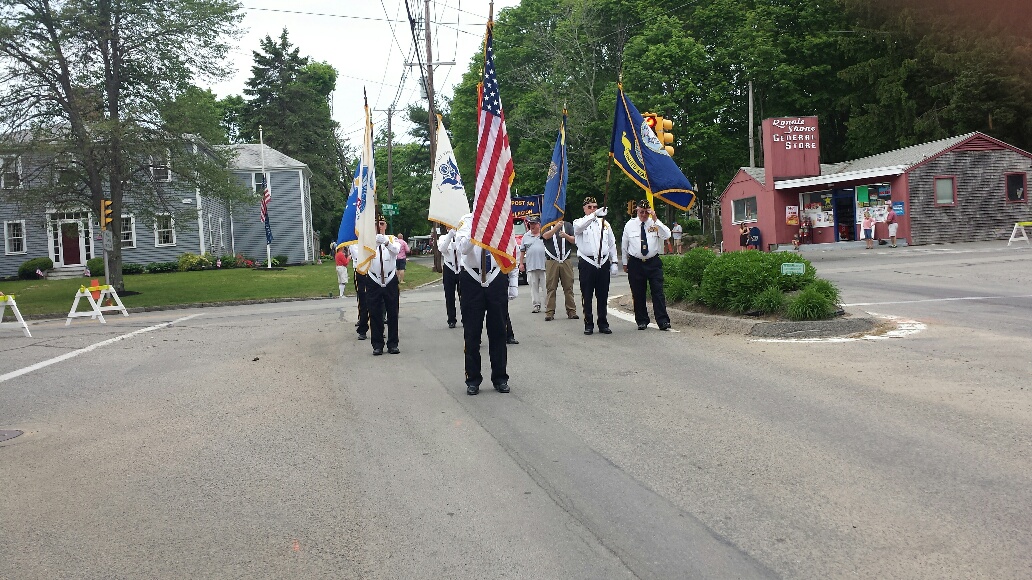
[
  {"left": 0, "top": 0, "right": 247, "bottom": 291},
  {"left": 162, "top": 86, "right": 229, "bottom": 145}
]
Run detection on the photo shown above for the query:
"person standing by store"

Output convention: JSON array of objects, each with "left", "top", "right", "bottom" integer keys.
[
  {"left": 885, "top": 204, "right": 898, "bottom": 247},
  {"left": 455, "top": 212, "right": 517, "bottom": 395},
  {"left": 519, "top": 215, "right": 547, "bottom": 314},
  {"left": 366, "top": 215, "right": 401, "bottom": 355},
  {"left": 541, "top": 218, "right": 578, "bottom": 321},
  {"left": 573, "top": 196, "right": 619, "bottom": 335},
  {"left": 622, "top": 200, "right": 672, "bottom": 330},
  {"left": 671, "top": 221, "right": 683, "bottom": 254},
  {"left": 862, "top": 210, "right": 875, "bottom": 249},
  {"left": 739, "top": 223, "right": 750, "bottom": 250},
  {"left": 395, "top": 233, "right": 410, "bottom": 284},
  {"left": 437, "top": 227, "right": 461, "bottom": 328}
]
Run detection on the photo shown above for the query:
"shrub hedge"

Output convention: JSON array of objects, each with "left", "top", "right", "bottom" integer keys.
[{"left": 18, "top": 257, "right": 54, "bottom": 279}]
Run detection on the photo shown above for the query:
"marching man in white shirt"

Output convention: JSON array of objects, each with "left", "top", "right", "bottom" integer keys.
[
  {"left": 454, "top": 212, "right": 518, "bottom": 395},
  {"left": 573, "top": 196, "right": 619, "bottom": 335},
  {"left": 366, "top": 214, "right": 401, "bottom": 355},
  {"left": 622, "top": 199, "right": 672, "bottom": 331},
  {"left": 437, "top": 227, "right": 462, "bottom": 329}
]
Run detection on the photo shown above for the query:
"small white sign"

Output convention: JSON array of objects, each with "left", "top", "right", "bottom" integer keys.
[
  {"left": 781, "top": 262, "right": 805, "bottom": 275},
  {"left": 102, "top": 230, "right": 114, "bottom": 251}
]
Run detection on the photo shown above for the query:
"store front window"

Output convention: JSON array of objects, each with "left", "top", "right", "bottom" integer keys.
[{"left": 732, "top": 197, "right": 758, "bottom": 223}]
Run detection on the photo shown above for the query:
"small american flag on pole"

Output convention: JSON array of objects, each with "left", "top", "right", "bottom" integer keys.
[
  {"left": 260, "top": 173, "right": 273, "bottom": 243},
  {"left": 471, "top": 23, "right": 515, "bottom": 272}
]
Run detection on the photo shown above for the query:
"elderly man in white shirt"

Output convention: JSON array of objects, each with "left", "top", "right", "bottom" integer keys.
[
  {"left": 622, "top": 199, "right": 672, "bottom": 330},
  {"left": 366, "top": 214, "right": 402, "bottom": 355},
  {"left": 437, "top": 227, "right": 462, "bottom": 328},
  {"left": 573, "top": 196, "right": 619, "bottom": 335},
  {"left": 454, "top": 213, "right": 518, "bottom": 395}
]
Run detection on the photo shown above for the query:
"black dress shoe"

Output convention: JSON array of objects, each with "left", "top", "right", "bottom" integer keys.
[
  {"left": 494, "top": 382, "right": 510, "bottom": 393},
  {"left": 584, "top": 327, "right": 593, "bottom": 335},
  {"left": 466, "top": 384, "right": 479, "bottom": 395},
  {"left": 388, "top": 347, "right": 400, "bottom": 354},
  {"left": 659, "top": 323, "right": 671, "bottom": 331},
  {"left": 357, "top": 333, "right": 367, "bottom": 340},
  {"left": 599, "top": 327, "right": 612, "bottom": 334},
  {"left": 506, "top": 337, "right": 519, "bottom": 345},
  {"left": 372, "top": 348, "right": 383, "bottom": 355},
  {"left": 448, "top": 322, "right": 456, "bottom": 328},
  {"left": 637, "top": 323, "right": 648, "bottom": 330}
]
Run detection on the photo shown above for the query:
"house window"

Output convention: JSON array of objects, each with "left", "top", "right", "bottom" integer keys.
[
  {"left": 121, "top": 216, "right": 136, "bottom": 248},
  {"left": 151, "top": 153, "right": 171, "bottom": 182},
  {"left": 155, "top": 214, "right": 176, "bottom": 246},
  {"left": 934, "top": 177, "right": 956, "bottom": 206},
  {"left": 1006, "top": 173, "right": 1027, "bottom": 203},
  {"left": 1, "top": 156, "right": 21, "bottom": 189},
  {"left": 253, "top": 172, "right": 269, "bottom": 195},
  {"left": 5, "top": 220, "right": 26, "bottom": 254},
  {"left": 732, "top": 196, "right": 758, "bottom": 223}
]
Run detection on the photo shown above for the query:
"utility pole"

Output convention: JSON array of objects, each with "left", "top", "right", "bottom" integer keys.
[
  {"left": 374, "top": 107, "right": 396, "bottom": 232},
  {"left": 748, "top": 80, "right": 755, "bottom": 168},
  {"left": 425, "top": 0, "right": 442, "bottom": 272}
]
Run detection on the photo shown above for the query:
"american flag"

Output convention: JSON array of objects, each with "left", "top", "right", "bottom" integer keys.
[
  {"left": 472, "top": 24, "right": 515, "bottom": 272},
  {"left": 260, "top": 173, "right": 273, "bottom": 243}
]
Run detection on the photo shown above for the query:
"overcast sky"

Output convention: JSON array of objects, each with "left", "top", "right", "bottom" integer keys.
[{"left": 205, "top": 1, "right": 521, "bottom": 144}]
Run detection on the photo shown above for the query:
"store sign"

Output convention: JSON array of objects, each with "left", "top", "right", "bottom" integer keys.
[
  {"left": 786, "top": 205, "right": 799, "bottom": 225},
  {"left": 762, "top": 116, "right": 821, "bottom": 181}
]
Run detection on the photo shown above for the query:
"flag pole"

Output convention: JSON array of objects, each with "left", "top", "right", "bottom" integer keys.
[{"left": 259, "top": 126, "right": 271, "bottom": 269}]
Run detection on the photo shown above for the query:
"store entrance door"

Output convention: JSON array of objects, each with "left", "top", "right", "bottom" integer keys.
[{"left": 833, "top": 191, "right": 856, "bottom": 241}]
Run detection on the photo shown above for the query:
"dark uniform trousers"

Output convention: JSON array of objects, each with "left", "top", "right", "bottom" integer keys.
[
  {"left": 355, "top": 272, "right": 370, "bottom": 335},
  {"left": 367, "top": 277, "right": 399, "bottom": 350},
  {"left": 627, "top": 256, "right": 669, "bottom": 327},
  {"left": 443, "top": 267, "right": 460, "bottom": 325},
  {"left": 460, "top": 273, "right": 508, "bottom": 387},
  {"left": 579, "top": 258, "right": 611, "bottom": 330}
]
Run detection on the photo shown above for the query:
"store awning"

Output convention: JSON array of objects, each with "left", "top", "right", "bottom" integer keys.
[{"left": 774, "top": 165, "right": 908, "bottom": 191}]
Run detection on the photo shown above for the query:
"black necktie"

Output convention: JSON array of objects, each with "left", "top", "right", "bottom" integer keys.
[
  {"left": 482, "top": 248, "right": 491, "bottom": 272},
  {"left": 640, "top": 221, "right": 649, "bottom": 256}
]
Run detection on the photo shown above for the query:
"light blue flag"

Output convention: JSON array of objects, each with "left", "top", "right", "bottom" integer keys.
[
  {"left": 541, "top": 111, "right": 568, "bottom": 229},
  {"left": 610, "top": 85, "right": 696, "bottom": 210},
  {"left": 335, "top": 165, "right": 361, "bottom": 247}
]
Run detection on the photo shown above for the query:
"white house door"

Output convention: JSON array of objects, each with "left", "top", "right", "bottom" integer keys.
[{"left": 49, "top": 217, "right": 87, "bottom": 267}]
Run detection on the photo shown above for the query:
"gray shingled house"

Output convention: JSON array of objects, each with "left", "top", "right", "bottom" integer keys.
[{"left": 0, "top": 142, "right": 314, "bottom": 279}]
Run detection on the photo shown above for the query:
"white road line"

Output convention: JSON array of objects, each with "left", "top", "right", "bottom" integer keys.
[
  {"left": 843, "top": 294, "right": 1032, "bottom": 306},
  {"left": 0, "top": 314, "right": 203, "bottom": 384},
  {"left": 607, "top": 294, "right": 681, "bottom": 332}
]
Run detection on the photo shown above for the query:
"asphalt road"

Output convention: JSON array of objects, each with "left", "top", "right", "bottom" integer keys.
[{"left": 1, "top": 243, "right": 1030, "bottom": 579}]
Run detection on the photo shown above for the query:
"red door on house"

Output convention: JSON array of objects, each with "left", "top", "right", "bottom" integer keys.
[{"left": 61, "top": 222, "right": 82, "bottom": 265}]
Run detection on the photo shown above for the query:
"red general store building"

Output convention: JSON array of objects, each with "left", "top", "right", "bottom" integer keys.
[{"left": 718, "top": 117, "right": 1032, "bottom": 250}]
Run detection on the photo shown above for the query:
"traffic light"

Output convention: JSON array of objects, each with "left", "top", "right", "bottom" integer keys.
[
  {"left": 655, "top": 115, "right": 674, "bottom": 157},
  {"left": 100, "top": 199, "right": 113, "bottom": 230},
  {"left": 642, "top": 112, "right": 658, "bottom": 135},
  {"left": 626, "top": 200, "right": 636, "bottom": 215}
]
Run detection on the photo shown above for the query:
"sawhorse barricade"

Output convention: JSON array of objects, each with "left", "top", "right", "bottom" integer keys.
[
  {"left": 66, "top": 284, "right": 129, "bottom": 325},
  {"left": 1007, "top": 221, "right": 1032, "bottom": 246},
  {"left": 0, "top": 294, "right": 31, "bottom": 337}
]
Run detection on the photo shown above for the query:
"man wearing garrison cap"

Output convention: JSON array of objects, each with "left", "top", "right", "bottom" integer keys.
[
  {"left": 366, "top": 213, "right": 402, "bottom": 355},
  {"left": 621, "top": 200, "right": 672, "bottom": 331},
  {"left": 573, "top": 196, "right": 619, "bottom": 335}
]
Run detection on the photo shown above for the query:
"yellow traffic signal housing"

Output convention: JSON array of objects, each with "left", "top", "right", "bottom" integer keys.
[
  {"left": 626, "top": 200, "right": 636, "bottom": 215},
  {"left": 655, "top": 115, "right": 675, "bottom": 156},
  {"left": 100, "top": 199, "right": 113, "bottom": 230}
]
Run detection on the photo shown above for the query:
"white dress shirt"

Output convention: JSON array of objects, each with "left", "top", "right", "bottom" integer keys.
[
  {"left": 573, "top": 213, "right": 618, "bottom": 268},
  {"left": 367, "top": 235, "right": 401, "bottom": 286},
  {"left": 454, "top": 213, "right": 518, "bottom": 289},
  {"left": 622, "top": 217, "right": 671, "bottom": 264},
  {"left": 437, "top": 229, "right": 462, "bottom": 274}
]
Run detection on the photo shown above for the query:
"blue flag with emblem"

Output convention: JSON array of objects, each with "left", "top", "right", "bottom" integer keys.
[
  {"left": 610, "top": 85, "right": 696, "bottom": 211},
  {"left": 335, "top": 165, "right": 361, "bottom": 247},
  {"left": 541, "top": 111, "right": 568, "bottom": 229}
]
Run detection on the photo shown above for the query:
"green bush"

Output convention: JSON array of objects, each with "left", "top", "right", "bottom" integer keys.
[
  {"left": 123, "top": 263, "right": 146, "bottom": 275},
  {"left": 177, "top": 252, "right": 212, "bottom": 272},
  {"left": 766, "top": 252, "right": 816, "bottom": 291},
  {"left": 664, "top": 277, "right": 692, "bottom": 303},
  {"left": 274, "top": 254, "right": 289, "bottom": 266},
  {"left": 660, "top": 255, "right": 680, "bottom": 280},
  {"left": 678, "top": 247, "right": 716, "bottom": 286},
  {"left": 18, "top": 257, "right": 54, "bottom": 280},
  {"left": 146, "top": 261, "right": 178, "bottom": 274},
  {"left": 86, "top": 257, "right": 104, "bottom": 276},
  {"left": 684, "top": 218, "right": 702, "bottom": 234},
  {"left": 699, "top": 250, "right": 779, "bottom": 313},
  {"left": 751, "top": 286, "right": 786, "bottom": 315},
  {"left": 807, "top": 278, "right": 840, "bottom": 304},
  {"left": 786, "top": 286, "right": 837, "bottom": 320}
]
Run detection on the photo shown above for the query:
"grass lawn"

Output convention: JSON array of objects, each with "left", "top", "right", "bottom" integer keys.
[{"left": 0, "top": 261, "right": 440, "bottom": 318}]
